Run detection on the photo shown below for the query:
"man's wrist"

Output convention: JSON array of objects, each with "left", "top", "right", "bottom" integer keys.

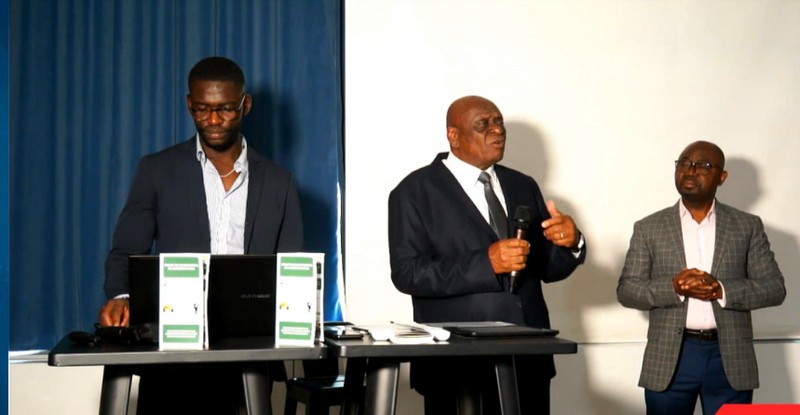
[{"left": 571, "top": 232, "right": 585, "bottom": 252}]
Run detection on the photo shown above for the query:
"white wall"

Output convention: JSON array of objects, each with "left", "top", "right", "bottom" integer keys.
[
  {"left": 343, "top": 0, "right": 800, "bottom": 342},
  {"left": 342, "top": 0, "right": 800, "bottom": 409}
]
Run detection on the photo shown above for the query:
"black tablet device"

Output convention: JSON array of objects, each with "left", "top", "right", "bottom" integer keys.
[{"left": 444, "top": 325, "right": 559, "bottom": 338}]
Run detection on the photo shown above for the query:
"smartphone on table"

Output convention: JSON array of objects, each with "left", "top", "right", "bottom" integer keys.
[{"left": 324, "top": 325, "right": 364, "bottom": 340}]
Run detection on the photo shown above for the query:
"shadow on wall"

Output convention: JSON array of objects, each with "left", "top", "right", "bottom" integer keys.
[
  {"left": 717, "top": 157, "right": 798, "bottom": 402},
  {"left": 503, "top": 122, "right": 623, "bottom": 340},
  {"left": 717, "top": 157, "right": 800, "bottom": 339},
  {"left": 503, "top": 121, "right": 639, "bottom": 414}
]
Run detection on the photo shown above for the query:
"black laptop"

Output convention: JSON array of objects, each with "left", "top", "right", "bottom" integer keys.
[
  {"left": 435, "top": 321, "right": 560, "bottom": 338},
  {"left": 128, "top": 254, "right": 277, "bottom": 344}
]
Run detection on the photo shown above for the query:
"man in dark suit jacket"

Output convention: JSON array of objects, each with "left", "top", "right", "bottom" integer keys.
[
  {"left": 617, "top": 141, "right": 785, "bottom": 415},
  {"left": 98, "top": 56, "right": 303, "bottom": 414},
  {"left": 388, "top": 95, "right": 586, "bottom": 414}
]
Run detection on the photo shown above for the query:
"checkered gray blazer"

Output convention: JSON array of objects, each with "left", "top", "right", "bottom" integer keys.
[{"left": 617, "top": 201, "right": 785, "bottom": 391}]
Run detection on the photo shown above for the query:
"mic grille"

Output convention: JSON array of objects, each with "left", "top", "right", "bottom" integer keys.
[{"left": 513, "top": 206, "right": 531, "bottom": 229}]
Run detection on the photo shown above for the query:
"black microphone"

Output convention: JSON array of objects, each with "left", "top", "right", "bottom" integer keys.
[
  {"left": 94, "top": 323, "right": 158, "bottom": 345},
  {"left": 509, "top": 206, "right": 531, "bottom": 294}
]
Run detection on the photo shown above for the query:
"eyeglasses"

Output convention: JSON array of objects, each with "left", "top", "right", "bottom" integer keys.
[
  {"left": 674, "top": 160, "right": 722, "bottom": 175},
  {"left": 190, "top": 94, "right": 246, "bottom": 121}
]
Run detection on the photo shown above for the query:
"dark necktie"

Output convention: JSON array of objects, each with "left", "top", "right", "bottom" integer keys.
[{"left": 478, "top": 171, "right": 508, "bottom": 238}]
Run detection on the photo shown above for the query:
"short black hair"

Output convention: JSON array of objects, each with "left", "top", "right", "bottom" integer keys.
[{"left": 187, "top": 56, "right": 245, "bottom": 90}]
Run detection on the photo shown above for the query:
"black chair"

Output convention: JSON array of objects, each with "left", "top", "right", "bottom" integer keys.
[
  {"left": 285, "top": 322, "right": 363, "bottom": 415},
  {"left": 283, "top": 356, "right": 346, "bottom": 415}
]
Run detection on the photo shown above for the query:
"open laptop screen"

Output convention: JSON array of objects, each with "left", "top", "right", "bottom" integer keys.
[{"left": 128, "top": 254, "right": 277, "bottom": 343}]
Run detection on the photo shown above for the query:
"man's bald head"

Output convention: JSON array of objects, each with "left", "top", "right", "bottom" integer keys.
[
  {"left": 446, "top": 95, "right": 506, "bottom": 170},
  {"left": 447, "top": 96, "right": 498, "bottom": 128}
]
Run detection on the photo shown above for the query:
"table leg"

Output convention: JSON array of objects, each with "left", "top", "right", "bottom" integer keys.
[
  {"left": 494, "top": 356, "right": 520, "bottom": 415},
  {"left": 99, "top": 365, "right": 132, "bottom": 415},
  {"left": 242, "top": 364, "right": 273, "bottom": 415},
  {"left": 456, "top": 379, "right": 481, "bottom": 415},
  {"left": 364, "top": 358, "right": 400, "bottom": 415},
  {"left": 341, "top": 357, "right": 366, "bottom": 415}
]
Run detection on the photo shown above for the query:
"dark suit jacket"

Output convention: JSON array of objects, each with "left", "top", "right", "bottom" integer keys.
[
  {"left": 388, "top": 153, "right": 585, "bottom": 391},
  {"left": 104, "top": 137, "right": 304, "bottom": 298},
  {"left": 617, "top": 201, "right": 785, "bottom": 391}
]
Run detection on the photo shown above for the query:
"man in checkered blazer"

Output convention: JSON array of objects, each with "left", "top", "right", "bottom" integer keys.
[{"left": 617, "top": 141, "right": 785, "bottom": 415}]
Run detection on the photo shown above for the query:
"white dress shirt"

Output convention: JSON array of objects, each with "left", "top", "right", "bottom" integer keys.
[
  {"left": 680, "top": 199, "right": 726, "bottom": 330},
  {"left": 442, "top": 152, "right": 508, "bottom": 226},
  {"left": 114, "top": 136, "right": 251, "bottom": 299},
  {"left": 197, "top": 135, "right": 249, "bottom": 255}
]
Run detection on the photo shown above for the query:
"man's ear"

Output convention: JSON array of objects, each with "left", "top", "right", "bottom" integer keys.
[
  {"left": 446, "top": 127, "right": 459, "bottom": 149},
  {"left": 242, "top": 94, "right": 252, "bottom": 116},
  {"left": 719, "top": 170, "right": 728, "bottom": 185},
  {"left": 185, "top": 95, "right": 192, "bottom": 110}
]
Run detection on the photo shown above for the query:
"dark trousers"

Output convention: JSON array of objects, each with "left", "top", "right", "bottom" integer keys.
[
  {"left": 135, "top": 362, "right": 278, "bottom": 414},
  {"left": 645, "top": 337, "right": 753, "bottom": 415},
  {"left": 418, "top": 357, "right": 551, "bottom": 415}
]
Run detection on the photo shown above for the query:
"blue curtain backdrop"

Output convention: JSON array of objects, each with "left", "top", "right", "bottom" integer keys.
[
  {"left": 9, "top": 0, "right": 344, "bottom": 351},
  {"left": 2, "top": 0, "right": 11, "bottom": 396}
]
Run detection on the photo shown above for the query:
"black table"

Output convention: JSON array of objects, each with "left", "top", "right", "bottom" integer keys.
[
  {"left": 327, "top": 335, "right": 577, "bottom": 415},
  {"left": 48, "top": 336, "right": 326, "bottom": 415}
]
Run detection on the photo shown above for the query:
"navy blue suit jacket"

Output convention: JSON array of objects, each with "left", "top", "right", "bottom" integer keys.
[
  {"left": 388, "top": 153, "right": 585, "bottom": 388},
  {"left": 104, "top": 137, "right": 304, "bottom": 298}
]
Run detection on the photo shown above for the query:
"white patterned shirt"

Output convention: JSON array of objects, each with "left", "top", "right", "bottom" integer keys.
[{"left": 196, "top": 135, "right": 249, "bottom": 255}]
